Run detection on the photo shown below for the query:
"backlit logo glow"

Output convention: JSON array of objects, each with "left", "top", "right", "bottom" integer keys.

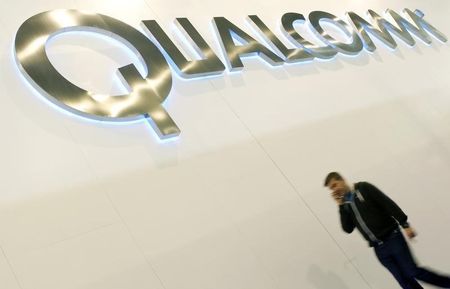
[{"left": 14, "top": 9, "right": 447, "bottom": 139}]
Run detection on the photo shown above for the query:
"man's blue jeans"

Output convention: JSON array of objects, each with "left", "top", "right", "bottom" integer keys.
[{"left": 374, "top": 228, "right": 450, "bottom": 289}]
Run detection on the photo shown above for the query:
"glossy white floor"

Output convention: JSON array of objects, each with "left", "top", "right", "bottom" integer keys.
[{"left": 0, "top": 0, "right": 449, "bottom": 289}]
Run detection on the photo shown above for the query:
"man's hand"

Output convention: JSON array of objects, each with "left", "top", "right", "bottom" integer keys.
[
  {"left": 404, "top": 227, "right": 417, "bottom": 239},
  {"left": 331, "top": 191, "right": 344, "bottom": 205}
]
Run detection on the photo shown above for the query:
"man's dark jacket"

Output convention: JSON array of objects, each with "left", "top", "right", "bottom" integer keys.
[{"left": 339, "top": 181, "right": 409, "bottom": 246}]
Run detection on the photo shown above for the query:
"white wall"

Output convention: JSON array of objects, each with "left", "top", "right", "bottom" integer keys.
[{"left": 0, "top": 0, "right": 449, "bottom": 289}]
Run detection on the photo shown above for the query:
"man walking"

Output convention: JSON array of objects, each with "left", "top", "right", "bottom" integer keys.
[{"left": 324, "top": 172, "right": 450, "bottom": 289}]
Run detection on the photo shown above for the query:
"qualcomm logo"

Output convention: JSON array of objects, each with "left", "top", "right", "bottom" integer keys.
[{"left": 14, "top": 9, "right": 447, "bottom": 139}]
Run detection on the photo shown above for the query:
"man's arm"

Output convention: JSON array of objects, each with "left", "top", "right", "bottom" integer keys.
[
  {"left": 361, "top": 182, "right": 409, "bottom": 226},
  {"left": 339, "top": 204, "right": 356, "bottom": 233}
]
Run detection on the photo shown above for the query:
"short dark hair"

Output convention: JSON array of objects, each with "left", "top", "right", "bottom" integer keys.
[{"left": 324, "top": 172, "right": 343, "bottom": 187}]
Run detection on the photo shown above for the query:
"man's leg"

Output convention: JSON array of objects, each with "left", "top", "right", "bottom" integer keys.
[
  {"left": 374, "top": 243, "right": 423, "bottom": 289},
  {"left": 390, "top": 231, "right": 450, "bottom": 288}
]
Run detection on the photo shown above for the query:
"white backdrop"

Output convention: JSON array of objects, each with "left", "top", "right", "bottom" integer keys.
[{"left": 0, "top": 0, "right": 449, "bottom": 289}]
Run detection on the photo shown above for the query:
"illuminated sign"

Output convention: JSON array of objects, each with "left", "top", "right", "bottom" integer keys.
[{"left": 14, "top": 9, "right": 447, "bottom": 139}]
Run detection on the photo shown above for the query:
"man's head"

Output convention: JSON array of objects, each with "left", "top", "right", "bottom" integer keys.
[{"left": 324, "top": 172, "right": 351, "bottom": 201}]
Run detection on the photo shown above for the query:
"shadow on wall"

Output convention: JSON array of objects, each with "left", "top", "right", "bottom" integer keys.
[{"left": 307, "top": 264, "right": 350, "bottom": 289}]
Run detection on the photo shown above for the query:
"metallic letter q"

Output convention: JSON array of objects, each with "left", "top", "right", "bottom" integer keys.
[{"left": 14, "top": 9, "right": 180, "bottom": 139}]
